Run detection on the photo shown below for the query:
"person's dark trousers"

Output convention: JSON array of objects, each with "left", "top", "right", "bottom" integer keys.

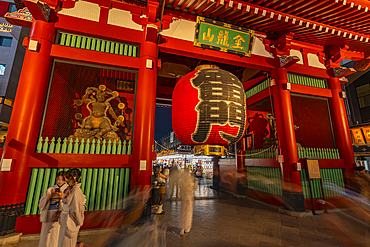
[{"left": 151, "top": 189, "right": 160, "bottom": 205}]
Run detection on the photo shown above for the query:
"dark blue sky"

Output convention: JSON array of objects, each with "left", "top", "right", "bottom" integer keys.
[{"left": 154, "top": 106, "right": 173, "bottom": 141}]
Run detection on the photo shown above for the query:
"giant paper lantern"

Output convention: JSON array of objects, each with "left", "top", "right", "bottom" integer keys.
[{"left": 172, "top": 65, "right": 246, "bottom": 146}]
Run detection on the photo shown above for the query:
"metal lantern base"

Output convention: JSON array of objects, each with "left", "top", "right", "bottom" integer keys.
[{"left": 0, "top": 203, "right": 24, "bottom": 236}]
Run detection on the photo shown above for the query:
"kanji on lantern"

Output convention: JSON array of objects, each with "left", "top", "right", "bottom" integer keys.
[{"left": 172, "top": 66, "right": 246, "bottom": 146}]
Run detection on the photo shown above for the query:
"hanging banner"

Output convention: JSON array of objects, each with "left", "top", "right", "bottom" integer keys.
[
  {"left": 194, "top": 16, "right": 254, "bottom": 57},
  {"left": 351, "top": 128, "right": 366, "bottom": 145}
]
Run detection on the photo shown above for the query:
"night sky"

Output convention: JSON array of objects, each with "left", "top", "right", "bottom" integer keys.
[{"left": 154, "top": 106, "right": 173, "bottom": 141}]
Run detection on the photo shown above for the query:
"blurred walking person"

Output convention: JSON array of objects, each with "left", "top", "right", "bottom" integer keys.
[
  {"left": 179, "top": 169, "right": 198, "bottom": 236},
  {"left": 38, "top": 171, "right": 68, "bottom": 247},
  {"left": 169, "top": 165, "right": 180, "bottom": 199},
  {"left": 58, "top": 169, "right": 85, "bottom": 247},
  {"left": 154, "top": 166, "right": 168, "bottom": 215}
]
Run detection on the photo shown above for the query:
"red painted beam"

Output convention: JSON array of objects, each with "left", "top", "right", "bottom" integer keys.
[
  {"left": 290, "top": 84, "right": 333, "bottom": 98},
  {"left": 288, "top": 64, "right": 329, "bottom": 79},
  {"left": 225, "top": 7, "right": 249, "bottom": 22},
  {"left": 300, "top": 158, "right": 345, "bottom": 169},
  {"left": 299, "top": 2, "right": 337, "bottom": 20},
  {"left": 195, "top": 1, "right": 212, "bottom": 14},
  {"left": 180, "top": 0, "right": 194, "bottom": 10},
  {"left": 55, "top": 14, "right": 143, "bottom": 45},
  {"left": 159, "top": 36, "right": 275, "bottom": 71},
  {"left": 203, "top": 0, "right": 223, "bottom": 16},
  {"left": 172, "top": 0, "right": 181, "bottom": 9},
  {"left": 188, "top": 0, "right": 203, "bottom": 13},
  {"left": 210, "top": 1, "right": 232, "bottom": 18},
  {"left": 28, "top": 153, "right": 133, "bottom": 168},
  {"left": 50, "top": 45, "right": 140, "bottom": 70},
  {"left": 274, "top": 0, "right": 305, "bottom": 12}
]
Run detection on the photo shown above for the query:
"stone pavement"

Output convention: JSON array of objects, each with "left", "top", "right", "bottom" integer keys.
[{"left": 5, "top": 178, "right": 370, "bottom": 247}]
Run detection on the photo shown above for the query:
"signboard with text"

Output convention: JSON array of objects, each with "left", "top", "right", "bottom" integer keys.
[
  {"left": 194, "top": 16, "right": 254, "bottom": 57},
  {"left": 351, "top": 128, "right": 366, "bottom": 145},
  {"left": 306, "top": 160, "right": 321, "bottom": 179}
]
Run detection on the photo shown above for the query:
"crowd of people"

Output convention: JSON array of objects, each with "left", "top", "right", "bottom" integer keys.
[
  {"left": 38, "top": 164, "right": 199, "bottom": 246},
  {"left": 38, "top": 169, "right": 86, "bottom": 247},
  {"left": 151, "top": 165, "right": 198, "bottom": 236}
]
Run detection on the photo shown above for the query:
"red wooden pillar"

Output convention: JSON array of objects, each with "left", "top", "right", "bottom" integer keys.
[
  {"left": 131, "top": 39, "right": 158, "bottom": 187},
  {"left": 327, "top": 76, "right": 355, "bottom": 185},
  {"left": 271, "top": 67, "right": 305, "bottom": 211},
  {"left": 0, "top": 20, "right": 55, "bottom": 232}
]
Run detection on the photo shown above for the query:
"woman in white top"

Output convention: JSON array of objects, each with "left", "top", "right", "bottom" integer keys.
[
  {"left": 58, "top": 169, "right": 85, "bottom": 247},
  {"left": 38, "top": 171, "right": 68, "bottom": 247},
  {"left": 179, "top": 168, "right": 198, "bottom": 236}
]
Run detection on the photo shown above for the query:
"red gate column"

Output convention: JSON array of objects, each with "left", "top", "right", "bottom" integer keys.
[
  {"left": 0, "top": 20, "right": 56, "bottom": 234},
  {"left": 271, "top": 67, "right": 305, "bottom": 211},
  {"left": 131, "top": 39, "right": 158, "bottom": 187},
  {"left": 327, "top": 75, "right": 355, "bottom": 185}
]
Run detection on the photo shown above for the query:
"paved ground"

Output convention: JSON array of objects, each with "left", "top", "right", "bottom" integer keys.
[{"left": 6, "top": 178, "right": 370, "bottom": 247}]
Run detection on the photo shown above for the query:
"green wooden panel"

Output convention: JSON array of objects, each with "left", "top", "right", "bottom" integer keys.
[
  {"left": 96, "top": 40, "right": 101, "bottom": 52},
  {"left": 49, "top": 169, "right": 57, "bottom": 189},
  {"left": 300, "top": 168, "right": 345, "bottom": 199},
  {"left": 71, "top": 35, "right": 77, "bottom": 47},
  {"left": 89, "top": 168, "right": 98, "bottom": 211},
  {"left": 119, "top": 44, "right": 124, "bottom": 55},
  {"left": 114, "top": 43, "right": 119, "bottom": 55},
  {"left": 124, "top": 44, "right": 128, "bottom": 56},
  {"left": 84, "top": 168, "right": 93, "bottom": 209},
  {"left": 91, "top": 39, "right": 96, "bottom": 51},
  {"left": 81, "top": 37, "right": 86, "bottom": 49},
  {"left": 95, "top": 168, "right": 104, "bottom": 210},
  {"left": 106, "top": 168, "right": 115, "bottom": 210},
  {"left": 85, "top": 38, "right": 91, "bottom": 50},
  {"left": 81, "top": 168, "right": 87, "bottom": 194},
  {"left": 100, "top": 40, "right": 106, "bottom": 52},
  {"left": 60, "top": 33, "right": 66, "bottom": 46},
  {"left": 105, "top": 41, "right": 110, "bottom": 53},
  {"left": 117, "top": 168, "right": 125, "bottom": 210},
  {"left": 123, "top": 168, "right": 130, "bottom": 209},
  {"left": 24, "top": 169, "right": 39, "bottom": 215},
  {"left": 76, "top": 36, "right": 81, "bottom": 48},
  {"left": 25, "top": 168, "right": 130, "bottom": 215},
  {"left": 110, "top": 42, "right": 115, "bottom": 54},
  {"left": 133, "top": 46, "right": 137, "bottom": 57},
  {"left": 32, "top": 169, "right": 45, "bottom": 215},
  {"left": 246, "top": 167, "right": 282, "bottom": 196},
  {"left": 111, "top": 168, "right": 119, "bottom": 209},
  {"left": 101, "top": 169, "right": 109, "bottom": 210},
  {"left": 65, "top": 34, "right": 71, "bottom": 46},
  {"left": 38, "top": 168, "right": 51, "bottom": 214}
]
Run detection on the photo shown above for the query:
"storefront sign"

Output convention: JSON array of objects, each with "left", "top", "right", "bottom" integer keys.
[
  {"left": 306, "top": 160, "right": 321, "bottom": 179},
  {"left": 351, "top": 128, "right": 366, "bottom": 145},
  {"left": 194, "top": 17, "right": 254, "bottom": 57},
  {"left": 361, "top": 126, "right": 370, "bottom": 144}
]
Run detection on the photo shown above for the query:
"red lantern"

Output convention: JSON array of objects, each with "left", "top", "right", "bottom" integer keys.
[{"left": 172, "top": 66, "right": 246, "bottom": 146}]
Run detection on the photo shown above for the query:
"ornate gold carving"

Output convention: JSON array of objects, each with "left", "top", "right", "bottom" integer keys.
[
  {"left": 75, "top": 99, "right": 83, "bottom": 106},
  {"left": 75, "top": 113, "right": 83, "bottom": 120}
]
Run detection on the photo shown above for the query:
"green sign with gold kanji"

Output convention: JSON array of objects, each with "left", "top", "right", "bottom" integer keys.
[{"left": 194, "top": 16, "right": 254, "bottom": 57}]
